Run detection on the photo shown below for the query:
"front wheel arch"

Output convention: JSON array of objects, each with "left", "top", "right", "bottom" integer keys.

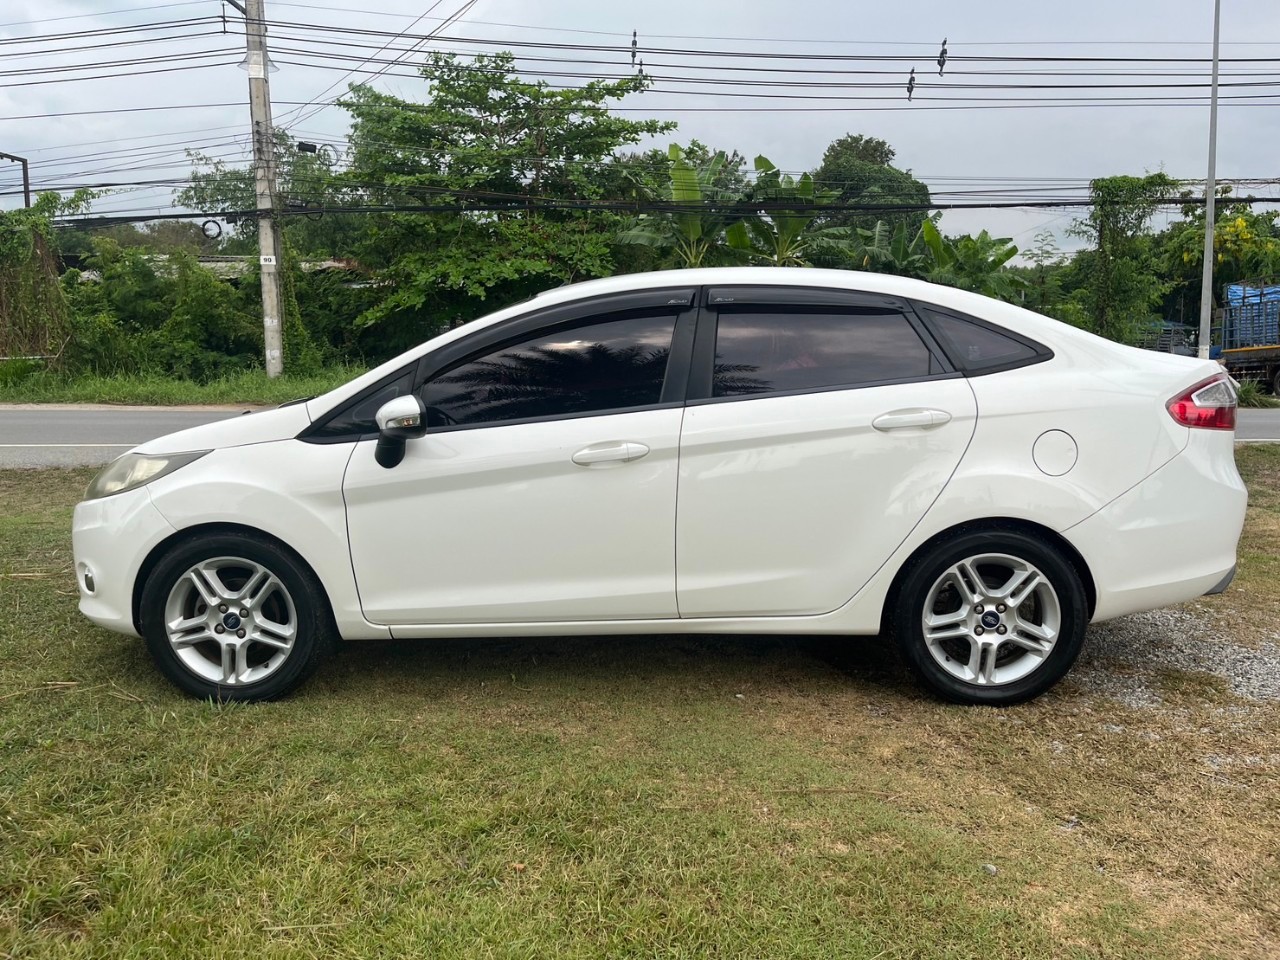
[
  {"left": 132, "top": 522, "right": 337, "bottom": 637},
  {"left": 879, "top": 518, "right": 1096, "bottom": 636}
]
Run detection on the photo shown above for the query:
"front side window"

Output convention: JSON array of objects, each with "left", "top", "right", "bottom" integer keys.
[
  {"left": 307, "top": 370, "right": 414, "bottom": 439},
  {"left": 712, "top": 310, "right": 934, "bottom": 398},
  {"left": 420, "top": 312, "right": 677, "bottom": 426}
]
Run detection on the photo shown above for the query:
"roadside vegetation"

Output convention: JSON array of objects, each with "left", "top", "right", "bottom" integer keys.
[
  {"left": 0, "top": 368, "right": 359, "bottom": 407},
  {"left": 1233, "top": 379, "right": 1279, "bottom": 409},
  {"left": 2, "top": 449, "right": 1277, "bottom": 957},
  {"left": 3, "top": 52, "right": 1279, "bottom": 403}
]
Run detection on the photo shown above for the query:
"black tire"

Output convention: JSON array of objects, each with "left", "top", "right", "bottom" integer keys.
[
  {"left": 1270, "top": 368, "right": 1280, "bottom": 397},
  {"left": 892, "top": 529, "right": 1088, "bottom": 706},
  {"left": 139, "top": 531, "right": 336, "bottom": 702}
]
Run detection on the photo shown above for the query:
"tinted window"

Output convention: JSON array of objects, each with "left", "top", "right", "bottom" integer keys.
[
  {"left": 924, "top": 308, "right": 1040, "bottom": 370},
  {"left": 712, "top": 310, "right": 933, "bottom": 398},
  {"left": 420, "top": 313, "right": 676, "bottom": 426},
  {"left": 308, "top": 370, "right": 413, "bottom": 439}
]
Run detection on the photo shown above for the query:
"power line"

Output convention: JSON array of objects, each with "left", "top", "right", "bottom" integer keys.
[
  {"left": 48, "top": 193, "right": 1280, "bottom": 230},
  {"left": 263, "top": 3, "right": 1280, "bottom": 48},
  {"left": 279, "top": 0, "right": 477, "bottom": 130},
  {"left": 259, "top": 17, "right": 1280, "bottom": 64},
  {"left": 0, "top": 2, "right": 212, "bottom": 29},
  {"left": 0, "top": 57, "right": 243, "bottom": 90},
  {"left": 0, "top": 16, "right": 224, "bottom": 46}
]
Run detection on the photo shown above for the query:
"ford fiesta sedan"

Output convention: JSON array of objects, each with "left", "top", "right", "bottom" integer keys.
[{"left": 72, "top": 268, "right": 1247, "bottom": 705}]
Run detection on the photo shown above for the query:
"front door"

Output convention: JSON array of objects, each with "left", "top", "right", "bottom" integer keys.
[{"left": 343, "top": 305, "right": 691, "bottom": 625}]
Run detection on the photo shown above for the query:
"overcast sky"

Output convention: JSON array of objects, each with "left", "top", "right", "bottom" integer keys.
[{"left": 3, "top": 0, "right": 1279, "bottom": 251}]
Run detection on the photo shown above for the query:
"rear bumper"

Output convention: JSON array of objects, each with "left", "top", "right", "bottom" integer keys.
[
  {"left": 72, "top": 487, "right": 176, "bottom": 637},
  {"left": 1203, "top": 564, "right": 1236, "bottom": 596},
  {"left": 1066, "top": 430, "right": 1247, "bottom": 622}
]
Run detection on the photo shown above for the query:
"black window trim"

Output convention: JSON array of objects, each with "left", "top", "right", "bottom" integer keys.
[
  {"left": 686, "top": 285, "right": 959, "bottom": 405},
  {"left": 299, "top": 286, "right": 699, "bottom": 442},
  {"left": 909, "top": 300, "right": 1054, "bottom": 376}
]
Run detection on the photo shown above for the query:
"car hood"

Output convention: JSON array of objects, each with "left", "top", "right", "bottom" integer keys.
[{"left": 132, "top": 403, "right": 313, "bottom": 456}]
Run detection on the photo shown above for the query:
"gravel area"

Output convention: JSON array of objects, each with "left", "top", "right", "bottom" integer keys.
[{"left": 1072, "top": 607, "right": 1280, "bottom": 706}]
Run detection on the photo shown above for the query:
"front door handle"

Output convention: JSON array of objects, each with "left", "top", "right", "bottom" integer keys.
[
  {"left": 571, "top": 441, "right": 650, "bottom": 466},
  {"left": 872, "top": 408, "right": 952, "bottom": 432}
]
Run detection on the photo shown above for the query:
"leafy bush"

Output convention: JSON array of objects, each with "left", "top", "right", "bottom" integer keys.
[{"left": 1234, "top": 379, "right": 1276, "bottom": 408}]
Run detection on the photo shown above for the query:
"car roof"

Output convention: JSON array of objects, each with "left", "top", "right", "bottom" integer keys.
[{"left": 304, "top": 267, "right": 1124, "bottom": 421}]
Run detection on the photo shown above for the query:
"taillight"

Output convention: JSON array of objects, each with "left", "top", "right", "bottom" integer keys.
[{"left": 1167, "top": 375, "right": 1237, "bottom": 430}]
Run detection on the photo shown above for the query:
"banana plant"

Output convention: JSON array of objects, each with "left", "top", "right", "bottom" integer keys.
[
  {"left": 920, "top": 220, "right": 1026, "bottom": 300},
  {"left": 725, "top": 156, "right": 842, "bottom": 267},
  {"left": 616, "top": 144, "right": 748, "bottom": 268}
]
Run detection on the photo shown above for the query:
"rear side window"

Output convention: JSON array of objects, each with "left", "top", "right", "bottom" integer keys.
[
  {"left": 711, "top": 310, "right": 934, "bottom": 398},
  {"left": 420, "top": 312, "right": 677, "bottom": 426},
  {"left": 921, "top": 307, "right": 1043, "bottom": 372}
]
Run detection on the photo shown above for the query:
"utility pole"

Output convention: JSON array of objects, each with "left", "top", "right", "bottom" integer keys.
[
  {"left": 1198, "top": 0, "right": 1222, "bottom": 360},
  {"left": 0, "top": 152, "right": 30, "bottom": 208},
  {"left": 226, "top": 0, "right": 285, "bottom": 377}
]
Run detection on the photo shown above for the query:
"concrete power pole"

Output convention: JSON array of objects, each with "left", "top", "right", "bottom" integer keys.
[
  {"left": 228, "top": 0, "right": 285, "bottom": 377},
  {"left": 1198, "top": 0, "right": 1222, "bottom": 360}
]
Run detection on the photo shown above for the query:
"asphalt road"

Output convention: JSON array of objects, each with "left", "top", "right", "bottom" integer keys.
[
  {"left": 2, "top": 404, "right": 1279, "bottom": 470},
  {"left": 0, "top": 405, "right": 250, "bottom": 468}
]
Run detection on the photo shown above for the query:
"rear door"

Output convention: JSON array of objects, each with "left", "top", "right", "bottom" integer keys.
[{"left": 676, "top": 286, "right": 977, "bottom": 618}]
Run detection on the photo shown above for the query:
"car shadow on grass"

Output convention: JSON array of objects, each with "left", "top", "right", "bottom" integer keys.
[{"left": 315, "top": 631, "right": 922, "bottom": 704}]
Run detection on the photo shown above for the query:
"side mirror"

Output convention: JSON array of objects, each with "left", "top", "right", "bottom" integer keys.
[{"left": 374, "top": 395, "right": 428, "bottom": 469}]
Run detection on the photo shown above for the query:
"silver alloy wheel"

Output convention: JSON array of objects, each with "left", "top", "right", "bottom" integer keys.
[
  {"left": 163, "top": 556, "right": 298, "bottom": 686},
  {"left": 920, "top": 552, "right": 1062, "bottom": 687}
]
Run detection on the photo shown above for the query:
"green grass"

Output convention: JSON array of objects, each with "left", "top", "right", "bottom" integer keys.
[
  {"left": 2, "top": 466, "right": 1279, "bottom": 957},
  {"left": 0, "top": 368, "right": 364, "bottom": 406}
]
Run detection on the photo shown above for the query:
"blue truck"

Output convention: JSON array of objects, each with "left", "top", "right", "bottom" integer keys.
[{"left": 1220, "top": 279, "right": 1280, "bottom": 392}]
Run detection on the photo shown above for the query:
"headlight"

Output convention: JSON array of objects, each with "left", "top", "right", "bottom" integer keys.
[{"left": 85, "top": 451, "right": 210, "bottom": 501}]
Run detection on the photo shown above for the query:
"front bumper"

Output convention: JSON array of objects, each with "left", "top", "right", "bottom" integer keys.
[{"left": 72, "top": 486, "right": 177, "bottom": 636}]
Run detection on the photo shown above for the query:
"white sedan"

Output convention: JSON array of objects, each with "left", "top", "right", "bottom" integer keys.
[{"left": 72, "top": 268, "right": 1246, "bottom": 705}]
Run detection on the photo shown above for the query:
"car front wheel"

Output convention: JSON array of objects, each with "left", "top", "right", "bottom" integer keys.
[
  {"left": 893, "top": 530, "right": 1088, "bottom": 705},
  {"left": 139, "top": 532, "right": 335, "bottom": 702}
]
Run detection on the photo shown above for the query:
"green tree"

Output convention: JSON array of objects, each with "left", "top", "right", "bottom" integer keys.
[
  {"left": 820, "top": 133, "right": 896, "bottom": 168},
  {"left": 1156, "top": 192, "right": 1280, "bottom": 325},
  {"left": 178, "top": 130, "right": 361, "bottom": 257},
  {"left": 812, "top": 135, "right": 930, "bottom": 236},
  {"left": 1068, "top": 173, "right": 1177, "bottom": 343},
  {"left": 0, "top": 191, "right": 94, "bottom": 366},
  {"left": 339, "top": 51, "right": 673, "bottom": 358}
]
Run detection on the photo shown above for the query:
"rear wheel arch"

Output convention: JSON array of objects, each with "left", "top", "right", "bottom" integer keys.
[
  {"left": 880, "top": 517, "right": 1097, "bottom": 634},
  {"left": 132, "top": 522, "right": 337, "bottom": 636}
]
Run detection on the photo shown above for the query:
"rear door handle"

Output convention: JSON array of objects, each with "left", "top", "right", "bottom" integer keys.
[
  {"left": 872, "top": 408, "right": 952, "bottom": 432},
  {"left": 571, "top": 441, "right": 650, "bottom": 466}
]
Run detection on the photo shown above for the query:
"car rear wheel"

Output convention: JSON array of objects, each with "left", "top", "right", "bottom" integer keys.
[
  {"left": 139, "top": 532, "right": 335, "bottom": 702},
  {"left": 893, "top": 530, "right": 1087, "bottom": 705}
]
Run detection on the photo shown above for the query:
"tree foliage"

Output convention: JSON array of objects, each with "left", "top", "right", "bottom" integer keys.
[
  {"left": 338, "top": 51, "right": 673, "bottom": 356},
  {"left": 0, "top": 192, "right": 94, "bottom": 365},
  {"left": 177, "top": 129, "right": 361, "bottom": 257},
  {"left": 726, "top": 157, "right": 843, "bottom": 267},
  {"left": 1068, "top": 173, "right": 1176, "bottom": 343},
  {"left": 617, "top": 144, "right": 752, "bottom": 269},
  {"left": 812, "top": 135, "right": 930, "bottom": 235}
]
